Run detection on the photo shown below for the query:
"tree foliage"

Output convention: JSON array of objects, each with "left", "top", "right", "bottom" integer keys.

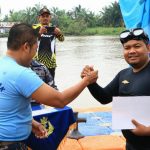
[
  {"left": 1, "top": 1, "right": 124, "bottom": 35},
  {"left": 99, "top": 1, "right": 123, "bottom": 27}
]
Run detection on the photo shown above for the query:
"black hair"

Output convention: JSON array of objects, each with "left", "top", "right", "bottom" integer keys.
[
  {"left": 7, "top": 23, "right": 38, "bottom": 50},
  {"left": 121, "top": 37, "right": 149, "bottom": 45}
]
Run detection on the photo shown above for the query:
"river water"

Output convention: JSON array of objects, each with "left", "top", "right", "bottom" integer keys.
[{"left": 0, "top": 36, "right": 128, "bottom": 108}]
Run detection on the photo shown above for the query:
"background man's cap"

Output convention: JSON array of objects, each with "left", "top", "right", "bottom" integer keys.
[{"left": 39, "top": 7, "right": 51, "bottom": 15}]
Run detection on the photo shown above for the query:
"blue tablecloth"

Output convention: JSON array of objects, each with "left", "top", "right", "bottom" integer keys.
[{"left": 26, "top": 106, "right": 75, "bottom": 150}]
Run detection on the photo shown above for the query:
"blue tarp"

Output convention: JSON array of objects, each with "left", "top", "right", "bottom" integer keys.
[
  {"left": 119, "top": 0, "right": 150, "bottom": 39},
  {"left": 78, "top": 112, "right": 121, "bottom": 136}
]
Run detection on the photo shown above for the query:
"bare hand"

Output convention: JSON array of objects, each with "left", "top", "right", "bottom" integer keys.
[
  {"left": 32, "top": 119, "right": 48, "bottom": 138},
  {"left": 39, "top": 26, "right": 47, "bottom": 35},
  {"left": 131, "top": 119, "right": 150, "bottom": 136},
  {"left": 83, "top": 69, "right": 98, "bottom": 85},
  {"left": 54, "top": 27, "right": 61, "bottom": 36},
  {"left": 81, "top": 65, "right": 94, "bottom": 79}
]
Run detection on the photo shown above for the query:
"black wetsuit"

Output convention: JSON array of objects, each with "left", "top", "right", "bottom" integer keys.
[{"left": 88, "top": 61, "right": 150, "bottom": 149}]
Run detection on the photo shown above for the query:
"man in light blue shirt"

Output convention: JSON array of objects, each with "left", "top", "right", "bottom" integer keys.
[
  {"left": 0, "top": 56, "right": 44, "bottom": 141},
  {"left": 0, "top": 23, "right": 98, "bottom": 149}
]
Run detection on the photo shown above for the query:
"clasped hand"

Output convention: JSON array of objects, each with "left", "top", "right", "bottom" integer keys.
[{"left": 81, "top": 65, "right": 98, "bottom": 84}]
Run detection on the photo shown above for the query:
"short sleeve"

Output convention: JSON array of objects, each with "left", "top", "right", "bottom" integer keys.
[{"left": 15, "top": 69, "right": 44, "bottom": 98}]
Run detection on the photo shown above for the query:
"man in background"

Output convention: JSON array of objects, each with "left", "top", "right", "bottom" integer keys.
[{"left": 33, "top": 7, "right": 64, "bottom": 79}]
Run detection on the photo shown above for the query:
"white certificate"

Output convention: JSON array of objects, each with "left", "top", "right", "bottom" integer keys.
[{"left": 112, "top": 96, "right": 150, "bottom": 129}]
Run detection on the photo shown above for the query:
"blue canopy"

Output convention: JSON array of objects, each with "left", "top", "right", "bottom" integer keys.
[{"left": 119, "top": 0, "right": 150, "bottom": 39}]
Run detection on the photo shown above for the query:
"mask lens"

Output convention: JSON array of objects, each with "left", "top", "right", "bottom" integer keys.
[
  {"left": 133, "top": 29, "right": 143, "bottom": 36},
  {"left": 120, "top": 31, "right": 130, "bottom": 38},
  {"left": 120, "top": 28, "right": 149, "bottom": 44}
]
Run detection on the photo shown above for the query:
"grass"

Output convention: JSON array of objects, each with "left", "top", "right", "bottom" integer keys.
[
  {"left": 82, "top": 27, "right": 125, "bottom": 35},
  {"left": 0, "top": 27, "right": 125, "bottom": 37}
]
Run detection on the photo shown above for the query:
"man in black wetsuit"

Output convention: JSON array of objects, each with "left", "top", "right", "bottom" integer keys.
[{"left": 81, "top": 28, "right": 150, "bottom": 150}]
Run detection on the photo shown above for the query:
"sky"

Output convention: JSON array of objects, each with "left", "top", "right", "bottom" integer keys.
[{"left": 0, "top": 0, "right": 118, "bottom": 18}]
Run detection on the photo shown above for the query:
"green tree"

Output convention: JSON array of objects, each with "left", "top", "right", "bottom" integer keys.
[
  {"left": 3, "top": 3, "right": 42, "bottom": 25},
  {"left": 99, "top": 1, "right": 123, "bottom": 27},
  {"left": 65, "top": 19, "right": 87, "bottom": 35},
  {"left": 1, "top": 2, "right": 124, "bottom": 36}
]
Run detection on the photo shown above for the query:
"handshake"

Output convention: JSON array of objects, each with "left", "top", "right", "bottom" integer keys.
[{"left": 81, "top": 65, "right": 98, "bottom": 85}]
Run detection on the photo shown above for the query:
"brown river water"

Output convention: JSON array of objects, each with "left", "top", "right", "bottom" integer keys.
[{"left": 0, "top": 36, "right": 128, "bottom": 108}]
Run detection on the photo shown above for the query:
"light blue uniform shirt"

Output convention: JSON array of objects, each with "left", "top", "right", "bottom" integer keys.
[{"left": 0, "top": 56, "right": 43, "bottom": 141}]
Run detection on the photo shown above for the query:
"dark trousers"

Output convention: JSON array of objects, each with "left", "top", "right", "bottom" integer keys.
[
  {"left": 0, "top": 142, "right": 27, "bottom": 150},
  {"left": 48, "top": 68, "right": 55, "bottom": 79},
  {"left": 126, "top": 142, "right": 150, "bottom": 150}
]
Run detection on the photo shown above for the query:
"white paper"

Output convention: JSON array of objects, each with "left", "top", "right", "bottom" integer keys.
[{"left": 112, "top": 96, "right": 150, "bottom": 129}]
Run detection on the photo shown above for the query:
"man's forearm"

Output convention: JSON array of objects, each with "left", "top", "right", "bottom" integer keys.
[
  {"left": 56, "top": 34, "right": 64, "bottom": 41},
  {"left": 88, "top": 83, "right": 112, "bottom": 104}
]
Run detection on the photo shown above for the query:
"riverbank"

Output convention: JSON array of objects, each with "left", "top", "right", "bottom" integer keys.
[
  {"left": 0, "top": 27, "right": 125, "bottom": 38},
  {"left": 0, "top": 33, "right": 8, "bottom": 38},
  {"left": 64, "top": 27, "right": 125, "bottom": 36},
  {"left": 81, "top": 27, "right": 125, "bottom": 36}
]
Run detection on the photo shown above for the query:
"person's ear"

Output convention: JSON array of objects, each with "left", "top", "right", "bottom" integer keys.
[
  {"left": 23, "top": 42, "right": 30, "bottom": 53},
  {"left": 147, "top": 44, "right": 150, "bottom": 53}
]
